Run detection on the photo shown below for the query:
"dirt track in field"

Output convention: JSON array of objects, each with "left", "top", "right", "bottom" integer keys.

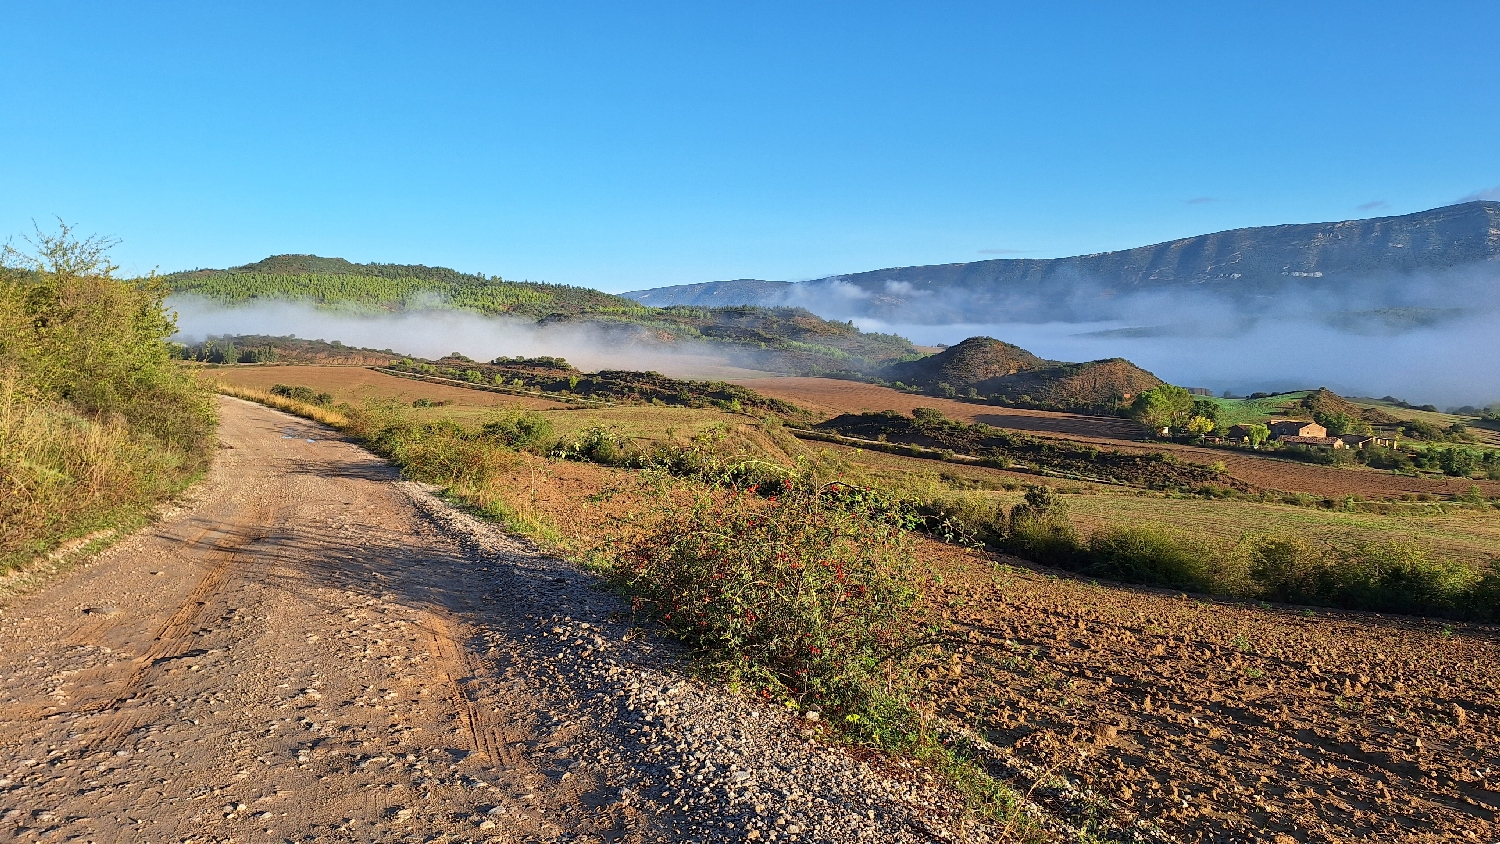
[
  {"left": 736, "top": 377, "right": 1500, "bottom": 499},
  {"left": 0, "top": 398, "right": 996, "bottom": 844}
]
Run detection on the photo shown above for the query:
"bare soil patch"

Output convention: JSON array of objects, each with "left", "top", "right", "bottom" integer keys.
[
  {"left": 928, "top": 543, "right": 1500, "bottom": 843},
  {"left": 202, "top": 365, "right": 566, "bottom": 410}
]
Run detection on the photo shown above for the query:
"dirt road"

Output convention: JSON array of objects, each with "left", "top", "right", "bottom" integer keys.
[{"left": 0, "top": 398, "right": 995, "bottom": 843}]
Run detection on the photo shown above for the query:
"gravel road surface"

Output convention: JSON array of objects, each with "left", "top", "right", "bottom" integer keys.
[{"left": 0, "top": 397, "right": 1004, "bottom": 843}]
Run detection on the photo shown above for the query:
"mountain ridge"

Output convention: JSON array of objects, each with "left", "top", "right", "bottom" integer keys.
[{"left": 624, "top": 201, "right": 1500, "bottom": 323}]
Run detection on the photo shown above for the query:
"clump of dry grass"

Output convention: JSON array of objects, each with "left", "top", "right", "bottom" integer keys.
[{"left": 212, "top": 382, "right": 349, "bottom": 427}]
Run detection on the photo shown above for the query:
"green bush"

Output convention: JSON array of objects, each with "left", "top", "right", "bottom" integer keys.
[
  {"left": 1002, "top": 488, "right": 1085, "bottom": 567},
  {"left": 346, "top": 403, "right": 515, "bottom": 490},
  {"left": 1085, "top": 524, "right": 1216, "bottom": 591},
  {"left": 552, "top": 426, "right": 637, "bottom": 465},
  {"left": 1249, "top": 537, "right": 1494, "bottom": 619},
  {"left": 479, "top": 410, "right": 554, "bottom": 451},
  {"left": 269, "top": 384, "right": 333, "bottom": 405},
  {"left": 1, "top": 224, "right": 215, "bottom": 567},
  {"left": 604, "top": 485, "right": 938, "bottom": 731}
]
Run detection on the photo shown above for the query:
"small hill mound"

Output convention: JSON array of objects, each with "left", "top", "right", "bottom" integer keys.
[
  {"left": 980, "top": 358, "right": 1164, "bottom": 412},
  {"left": 1300, "top": 388, "right": 1399, "bottom": 426},
  {"left": 232, "top": 255, "right": 365, "bottom": 275},
  {"left": 882, "top": 337, "right": 1045, "bottom": 389}
]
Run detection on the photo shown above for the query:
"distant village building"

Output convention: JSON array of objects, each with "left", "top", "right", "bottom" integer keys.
[{"left": 1268, "top": 420, "right": 1327, "bottom": 439}]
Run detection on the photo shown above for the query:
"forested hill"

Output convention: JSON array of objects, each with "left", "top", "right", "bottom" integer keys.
[
  {"left": 624, "top": 201, "right": 1500, "bottom": 323},
  {"left": 165, "top": 255, "right": 643, "bottom": 320},
  {"left": 163, "top": 255, "right": 921, "bottom": 375}
]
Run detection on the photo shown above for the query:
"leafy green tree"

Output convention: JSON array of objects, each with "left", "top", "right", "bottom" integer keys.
[
  {"left": 1186, "top": 415, "right": 1216, "bottom": 436},
  {"left": 1131, "top": 384, "right": 1195, "bottom": 431},
  {"left": 1440, "top": 447, "right": 1478, "bottom": 478},
  {"left": 1245, "top": 423, "right": 1271, "bottom": 448},
  {"left": 1191, "top": 398, "right": 1221, "bottom": 426},
  {"left": 1314, "top": 411, "right": 1353, "bottom": 436}
]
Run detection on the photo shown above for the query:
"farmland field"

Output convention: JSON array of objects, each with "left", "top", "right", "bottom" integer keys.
[
  {"left": 200, "top": 364, "right": 755, "bottom": 442},
  {"left": 296, "top": 418, "right": 1498, "bottom": 844},
  {"left": 190, "top": 360, "right": 1500, "bottom": 842},
  {"left": 737, "top": 376, "right": 1500, "bottom": 498}
]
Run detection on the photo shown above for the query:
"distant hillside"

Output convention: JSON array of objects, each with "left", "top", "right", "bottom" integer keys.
[
  {"left": 877, "top": 336, "right": 1161, "bottom": 413},
  {"left": 977, "top": 359, "right": 1163, "bottom": 411},
  {"left": 628, "top": 278, "right": 795, "bottom": 308},
  {"left": 164, "top": 256, "right": 920, "bottom": 375},
  {"left": 166, "top": 255, "right": 640, "bottom": 320},
  {"left": 624, "top": 201, "right": 1500, "bottom": 324}
]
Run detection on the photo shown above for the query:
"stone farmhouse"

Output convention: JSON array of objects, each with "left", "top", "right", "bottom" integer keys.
[
  {"left": 1268, "top": 420, "right": 1327, "bottom": 439},
  {"left": 1225, "top": 420, "right": 1396, "bottom": 451}
]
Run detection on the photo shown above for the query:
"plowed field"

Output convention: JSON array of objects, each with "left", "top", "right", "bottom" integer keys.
[{"left": 929, "top": 543, "right": 1500, "bottom": 843}]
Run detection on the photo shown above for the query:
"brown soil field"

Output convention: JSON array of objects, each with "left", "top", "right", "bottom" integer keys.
[
  {"left": 736, "top": 377, "right": 1500, "bottom": 499},
  {"left": 927, "top": 546, "right": 1500, "bottom": 843},
  {"left": 733, "top": 377, "right": 1144, "bottom": 439},
  {"left": 199, "top": 364, "right": 566, "bottom": 411},
  {"left": 402, "top": 434, "right": 1500, "bottom": 843}
]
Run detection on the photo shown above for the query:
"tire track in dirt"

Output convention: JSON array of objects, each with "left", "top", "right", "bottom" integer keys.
[{"left": 418, "top": 610, "right": 520, "bottom": 768}]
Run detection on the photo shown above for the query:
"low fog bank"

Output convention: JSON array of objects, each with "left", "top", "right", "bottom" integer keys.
[
  {"left": 764, "top": 262, "right": 1500, "bottom": 328},
  {"left": 169, "top": 293, "right": 1500, "bottom": 407},
  {"left": 168, "top": 297, "right": 769, "bottom": 381},
  {"left": 807, "top": 263, "right": 1500, "bottom": 407},
  {"left": 870, "top": 313, "right": 1500, "bottom": 408}
]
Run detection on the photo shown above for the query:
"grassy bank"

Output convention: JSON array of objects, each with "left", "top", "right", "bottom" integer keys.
[{"left": 1, "top": 227, "right": 216, "bottom": 572}]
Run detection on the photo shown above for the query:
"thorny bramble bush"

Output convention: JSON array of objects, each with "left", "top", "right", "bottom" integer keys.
[{"left": 607, "top": 482, "right": 945, "bottom": 741}]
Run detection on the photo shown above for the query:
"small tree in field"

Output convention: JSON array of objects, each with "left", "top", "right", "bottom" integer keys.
[{"left": 1131, "top": 384, "right": 1195, "bottom": 432}]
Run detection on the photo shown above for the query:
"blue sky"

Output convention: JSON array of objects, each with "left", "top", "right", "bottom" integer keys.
[{"left": 3, "top": 2, "right": 1497, "bottom": 291}]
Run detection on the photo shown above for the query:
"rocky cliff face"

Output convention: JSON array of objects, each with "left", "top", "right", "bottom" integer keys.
[{"left": 625, "top": 201, "right": 1500, "bottom": 324}]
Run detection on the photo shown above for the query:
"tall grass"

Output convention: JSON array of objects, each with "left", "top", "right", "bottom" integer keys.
[{"left": 1, "top": 225, "right": 215, "bottom": 570}]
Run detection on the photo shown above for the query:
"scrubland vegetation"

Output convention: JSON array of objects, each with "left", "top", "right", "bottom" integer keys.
[{"left": 0, "top": 227, "right": 214, "bottom": 571}]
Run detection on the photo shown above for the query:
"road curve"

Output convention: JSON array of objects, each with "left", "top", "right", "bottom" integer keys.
[{"left": 0, "top": 397, "right": 995, "bottom": 843}]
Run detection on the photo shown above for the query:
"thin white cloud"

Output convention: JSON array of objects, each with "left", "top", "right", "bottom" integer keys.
[{"left": 1456, "top": 185, "right": 1500, "bottom": 202}]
